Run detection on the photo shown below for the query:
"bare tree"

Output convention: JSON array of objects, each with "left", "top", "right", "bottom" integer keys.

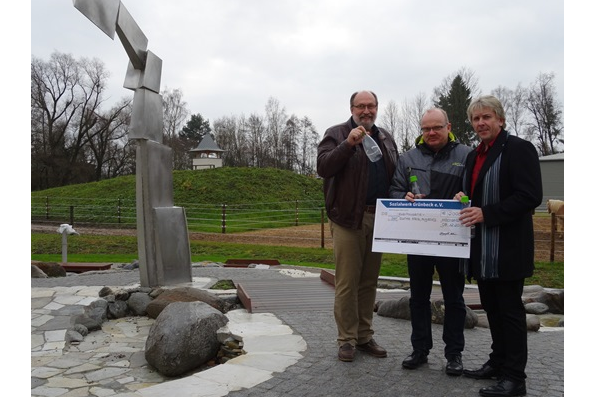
[
  {"left": 246, "top": 113, "right": 266, "bottom": 167},
  {"left": 526, "top": 72, "right": 563, "bottom": 155},
  {"left": 264, "top": 97, "right": 288, "bottom": 169},
  {"left": 390, "top": 93, "right": 431, "bottom": 153},
  {"left": 31, "top": 52, "right": 116, "bottom": 189},
  {"left": 492, "top": 83, "right": 528, "bottom": 138},
  {"left": 509, "top": 84, "right": 528, "bottom": 138},
  {"left": 297, "top": 116, "right": 319, "bottom": 175},
  {"left": 379, "top": 100, "right": 401, "bottom": 142},
  {"left": 161, "top": 87, "right": 190, "bottom": 169},
  {"left": 213, "top": 115, "right": 249, "bottom": 167},
  {"left": 86, "top": 98, "right": 132, "bottom": 181},
  {"left": 283, "top": 115, "right": 301, "bottom": 171}
]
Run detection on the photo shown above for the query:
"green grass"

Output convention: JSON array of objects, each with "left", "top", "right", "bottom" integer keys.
[
  {"left": 31, "top": 233, "right": 563, "bottom": 289},
  {"left": 31, "top": 168, "right": 326, "bottom": 232},
  {"left": 31, "top": 167, "right": 563, "bottom": 289}
]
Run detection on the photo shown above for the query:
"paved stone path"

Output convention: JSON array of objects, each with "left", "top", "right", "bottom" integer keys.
[{"left": 31, "top": 266, "right": 565, "bottom": 397}]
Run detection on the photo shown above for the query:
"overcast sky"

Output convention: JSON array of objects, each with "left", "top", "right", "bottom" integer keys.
[{"left": 30, "top": 0, "right": 565, "bottom": 133}]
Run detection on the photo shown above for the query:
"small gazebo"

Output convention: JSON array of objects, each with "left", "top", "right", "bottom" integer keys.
[{"left": 189, "top": 134, "right": 225, "bottom": 170}]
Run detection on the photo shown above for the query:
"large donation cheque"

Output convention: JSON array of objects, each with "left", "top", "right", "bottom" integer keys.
[{"left": 372, "top": 199, "right": 470, "bottom": 258}]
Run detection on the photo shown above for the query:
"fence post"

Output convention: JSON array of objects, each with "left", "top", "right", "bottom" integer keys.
[
  {"left": 70, "top": 206, "right": 74, "bottom": 227},
  {"left": 45, "top": 196, "right": 49, "bottom": 219},
  {"left": 117, "top": 198, "right": 122, "bottom": 224},
  {"left": 550, "top": 213, "right": 556, "bottom": 262},
  {"left": 221, "top": 204, "right": 227, "bottom": 234},
  {"left": 295, "top": 200, "right": 299, "bottom": 226},
  {"left": 321, "top": 208, "right": 325, "bottom": 249}
]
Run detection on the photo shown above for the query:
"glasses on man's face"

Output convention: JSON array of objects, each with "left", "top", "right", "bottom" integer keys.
[
  {"left": 352, "top": 104, "right": 377, "bottom": 111},
  {"left": 420, "top": 125, "right": 446, "bottom": 133}
]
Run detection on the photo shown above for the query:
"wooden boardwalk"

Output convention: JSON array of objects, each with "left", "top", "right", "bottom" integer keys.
[{"left": 234, "top": 270, "right": 481, "bottom": 313}]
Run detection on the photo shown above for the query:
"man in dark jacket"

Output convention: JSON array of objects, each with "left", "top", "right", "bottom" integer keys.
[
  {"left": 317, "top": 90, "right": 398, "bottom": 362},
  {"left": 389, "top": 108, "right": 471, "bottom": 376},
  {"left": 456, "top": 95, "right": 542, "bottom": 397}
]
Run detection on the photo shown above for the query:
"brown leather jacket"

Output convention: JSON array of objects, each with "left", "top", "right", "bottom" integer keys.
[{"left": 317, "top": 118, "right": 398, "bottom": 229}]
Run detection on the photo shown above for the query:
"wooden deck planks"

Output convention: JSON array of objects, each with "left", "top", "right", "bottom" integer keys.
[{"left": 234, "top": 272, "right": 481, "bottom": 313}]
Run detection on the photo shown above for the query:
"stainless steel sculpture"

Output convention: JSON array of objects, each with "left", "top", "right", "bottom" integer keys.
[{"left": 74, "top": 0, "right": 192, "bottom": 287}]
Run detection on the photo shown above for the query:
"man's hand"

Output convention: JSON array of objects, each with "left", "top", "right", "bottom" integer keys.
[{"left": 347, "top": 126, "right": 367, "bottom": 146}]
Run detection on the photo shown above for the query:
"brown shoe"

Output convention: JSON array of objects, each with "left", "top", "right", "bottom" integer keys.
[
  {"left": 338, "top": 343, "right": 356, "bottom": 362},
  {"left": 356, "top": 339, "right": 387, "bottom": 358}
]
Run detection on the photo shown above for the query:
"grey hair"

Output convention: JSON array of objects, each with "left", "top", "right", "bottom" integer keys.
[{"left": 467, "top": 95, "right": 506, "bottom": 128}]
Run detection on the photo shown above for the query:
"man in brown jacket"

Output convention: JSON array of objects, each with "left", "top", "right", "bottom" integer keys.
[{"left": 317, "top": 90, "right": 398, "bottom": 362}]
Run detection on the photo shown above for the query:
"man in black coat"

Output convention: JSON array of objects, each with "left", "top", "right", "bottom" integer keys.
[{"left": 455, "top": 95, "right": 543, "bottom": 397}]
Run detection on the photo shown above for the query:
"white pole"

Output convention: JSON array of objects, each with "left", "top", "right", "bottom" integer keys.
[{"left": 62, "top": 230, "right": 68, "bottom": 263}]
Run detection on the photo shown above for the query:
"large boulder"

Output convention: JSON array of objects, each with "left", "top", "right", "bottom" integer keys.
[
  {"left": 145, "top": 287, "right": 230, "bottom": 319},
  {"left": 145, "top": 301, "right": 228, "bottom": 377},
  {"left": 377, "top": 297, "right": 478, "bottom": 328},
  {"left": 376, "top": 296, "right": 411, "bottom": 320},
  {"left": 522, "top": 288, "right": 564, "bottom": 314}
]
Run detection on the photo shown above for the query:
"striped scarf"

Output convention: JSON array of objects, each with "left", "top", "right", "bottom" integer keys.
[{"left": 479, "top": 153, "right": 502, "bottom": 279}]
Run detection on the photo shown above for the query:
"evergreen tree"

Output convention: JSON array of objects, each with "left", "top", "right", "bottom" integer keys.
[
  {"left": 435, "top": 75, "right": 475, "bottom": 146},
  {"left": 180, "top": 113, "right": 211, "bottom": 147}
]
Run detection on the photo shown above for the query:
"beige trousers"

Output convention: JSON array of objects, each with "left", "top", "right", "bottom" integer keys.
[{"left": 330, "top": 212, "right": 382, "bottom": 346}]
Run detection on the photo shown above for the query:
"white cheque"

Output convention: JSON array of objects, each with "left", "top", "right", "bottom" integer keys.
[{"left": 372, "top": 199, "right": 471, "bottom": 258}]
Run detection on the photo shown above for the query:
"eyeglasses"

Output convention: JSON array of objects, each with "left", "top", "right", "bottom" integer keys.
[
  {"left": 352, "top": 104, "right": 377, "bottom": 110},
  {"left": 420, "top": 125, "right": 446, "bottom": 133}
]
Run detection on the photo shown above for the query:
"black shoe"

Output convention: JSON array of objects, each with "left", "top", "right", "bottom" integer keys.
[
  {"left": 445, "top": 355, "right": 463, "bottom": 376},
  {"left": 464, "top": 363, "right": 501, "bottom": 380},
  {"left": 402, "top": 351, "right": 428, "bottom": 369},
  {"left": 479, "top": 378, "right": 526, "bottom": 396}
]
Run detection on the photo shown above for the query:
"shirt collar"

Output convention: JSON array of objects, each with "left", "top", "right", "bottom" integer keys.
[{"left": 476, "top": 135, "right": 498, "bottom": 155}]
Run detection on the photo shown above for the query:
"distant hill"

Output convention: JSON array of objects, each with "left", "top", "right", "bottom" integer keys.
[{"left": 31, "top": 167, "right": 325, "bottom": 206}]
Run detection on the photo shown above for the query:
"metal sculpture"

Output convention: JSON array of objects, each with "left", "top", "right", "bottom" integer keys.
[{"left": 74, "top": 0, "right": 192, "bottom": 287}]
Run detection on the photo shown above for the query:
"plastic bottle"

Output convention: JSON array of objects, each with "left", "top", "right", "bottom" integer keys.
[
  {"left": 362, "top": 133, "right": 383, "bottom": 162},
  {"left": 409, "top": 175, "right": 423, "bottom": 198},
  {"left": 460, "top": 195, "right": 476, "bottom": 238}
]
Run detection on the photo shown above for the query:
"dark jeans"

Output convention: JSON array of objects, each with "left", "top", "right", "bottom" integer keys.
[
  {"left": 478, "top": 278, "right": 527, "bottom": 382},
  {"left": 407, "top": 254, "right": 466, "bottom": 358}
]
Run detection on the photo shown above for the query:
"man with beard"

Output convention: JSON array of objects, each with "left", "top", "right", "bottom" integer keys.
[{"left": 317, "top": 90, "right": 399, "bottom": 362}]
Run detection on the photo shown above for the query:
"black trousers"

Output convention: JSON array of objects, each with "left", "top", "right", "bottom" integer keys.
[
  {"left": 478, "top": 278, "right": 527, "bottom": 382},
  {"left": 407, "top": 255, "right": 466, "bottom": 358}
]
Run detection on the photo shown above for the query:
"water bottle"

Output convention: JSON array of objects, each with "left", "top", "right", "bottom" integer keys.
[
  {"left": 362, "top": 133, "right": 383, "bottom": 162},
  {"left": 460, "top": 195, "right": 476, "bottom": 238},
  {"left": 409, "top": 175, "right": 425, "bottom": 198}
]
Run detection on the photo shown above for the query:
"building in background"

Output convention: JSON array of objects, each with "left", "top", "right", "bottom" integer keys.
[
  {"left": 538, "top": 152, "right": 564, "bottom": 210},
  {"left": 189, "top": 134, "right": 225, "bottom": 170}
]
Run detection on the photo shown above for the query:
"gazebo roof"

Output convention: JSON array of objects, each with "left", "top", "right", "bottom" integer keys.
[{"left": 190, "top": 134, "right": 225, "bottom": 153}]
